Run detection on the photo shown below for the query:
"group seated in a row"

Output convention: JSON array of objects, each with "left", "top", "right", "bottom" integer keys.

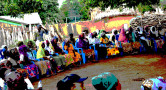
[{"left": 0, "top": 25, "right": 166, "bottom": 81}]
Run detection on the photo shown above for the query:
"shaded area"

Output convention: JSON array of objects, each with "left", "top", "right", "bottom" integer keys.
[{"left": 32, "top": 54, "right": 166, "bottom": 90}]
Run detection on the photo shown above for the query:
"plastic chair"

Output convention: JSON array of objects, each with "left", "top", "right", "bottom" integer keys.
[{"left": 74, "top": 39, "right": 87, "bottom": 64}]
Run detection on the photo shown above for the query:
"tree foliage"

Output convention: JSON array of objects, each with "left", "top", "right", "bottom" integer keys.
[
  {"left": 0, "top": 0, "right": 60, "bottom": 24},
  {"left": 60, "top": 0, "right": 90, "bottom": 23}
]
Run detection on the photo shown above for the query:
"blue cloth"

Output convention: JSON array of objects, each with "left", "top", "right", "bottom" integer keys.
[{"left": 0, "top": 48, "right": 6, "bottom": 60}]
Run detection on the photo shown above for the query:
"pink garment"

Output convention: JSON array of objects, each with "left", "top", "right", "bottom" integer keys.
[{"left": 118, "top": 28, "right": 128, "bottom": 43}]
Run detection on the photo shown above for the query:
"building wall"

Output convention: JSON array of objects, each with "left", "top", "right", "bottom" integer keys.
[{"left": 54, "top": 16, "right": 135, "bottom": 37}]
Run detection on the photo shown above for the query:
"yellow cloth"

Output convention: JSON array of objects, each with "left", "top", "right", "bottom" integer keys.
[
  {"left": 37, "top": 42, "right": 45, "bottom": 59},
  {"left": 107, "top": 48, "right": 120, "bottom": 56},
  {"left": 100, "top": 37, "right": 109, "bottom": 44},
  {"left": 64, "top": 44, "right": 81, "bottom": 62}
]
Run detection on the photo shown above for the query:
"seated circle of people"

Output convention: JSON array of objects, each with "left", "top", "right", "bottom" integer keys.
[{"left": 0, "top": 24, "right": 165, "bottom": 89}]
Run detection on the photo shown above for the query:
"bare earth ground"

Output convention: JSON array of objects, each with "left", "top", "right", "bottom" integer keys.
[{"left": 32, "top": 54, "right": 166, "bottom": 90}]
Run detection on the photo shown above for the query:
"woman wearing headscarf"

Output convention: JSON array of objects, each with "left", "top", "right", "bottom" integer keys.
[
  {"left": 36, "top": 41, "right": 58, "bottom": 75},
  {"left": 150, "top": 26, "right": 164, "bottom": 50},
  {"left": 127, "top": 27, "right": 141, "bottom": 53},
  {"left": 18, "top": 45, "right": 39, "bottom": 79},
  {"left": 100, "top": 33, "right": 110, "bottom": 44},
  {"left": 45, "top": 40, "right": 67, "bottom": 70},
  {"left": 78, "top": 33, "right": 95, "bottom": 60},
  {"left": 69, "top": 33, "right": 76, "bottom": 45},
  {"left": 51, "top": 36, "right": 64, "bottom": 54},
  {"left": 64, "top": 39, "right": 81, "bottom": 66},
  {"left": 118, "top": 27, "right": 133, "bottom": 53},
  {"left": 136, "top": 26, "right": 151, "bottom": 52},
  {"left": 27, "top": 40, "right": 37, "bottom": 51}
]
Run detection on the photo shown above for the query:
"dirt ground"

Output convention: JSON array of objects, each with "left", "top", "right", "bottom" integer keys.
[{"left": 32, "top": 53, "right": 166, "bottom": 90}]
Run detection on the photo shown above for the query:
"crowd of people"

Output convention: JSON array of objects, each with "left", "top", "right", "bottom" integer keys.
[{"left": 0, "top": 24, "right": 165, "bottom": 90}]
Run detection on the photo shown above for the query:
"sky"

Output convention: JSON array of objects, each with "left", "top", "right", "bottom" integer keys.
[{"left": 58, "top": 0, "right": 65, "bottom": 8}]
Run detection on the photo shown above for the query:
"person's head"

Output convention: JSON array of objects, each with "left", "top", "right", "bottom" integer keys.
[
  {"left": 64, "top": 39, "right": 70, "bottom": 46},
  {"left": 151, "top": 26, "right": 156, "bottom": 32},
  {"left": 92, "top": 72, "right": 121, "bottom": 90},
  {"left": 45, "top": 40, "right": 50, "bottom": 47},
  {"left": 69, "top": 33, "right": 74, "bottom": 38},
  {"left": 53, "top": 36, "right": 58, "bottom": 43},
  {"left": 57, "top": 74, "right": 88, "bottom": 90},
  {"left": 101, "top": 33, "right": 106, "bottom": 38},
  {"left": 79, "top": 33, "right": 85, "bottom": 39},
  {"left": 19, "top": 45, "right": 28, "bottom": 56},
  {"left": 5, "top": 69, "right": 27, "bottom": 90},
  {"left": 83, "top": 30, "right": 89, "bottom": 36},
  {"left": 41, "top": 42, "right": 45, "bottom": 49},
  {"left": 92, "top": 31, "right": 97, "bottom": 38},
  {"left": 17, "top": 41, "right": 24, "bottom": 47},
  {"left": 6, "top": 60, "right": 12, "bottom": 68},
  {"left": 27, "top": 41, "right": 33, "bottom": 48},
  {"left": 144, "top": 26, "right": 149, "bottom": 33},
  {"left": 112, "top": 35, "right": 115, "bottom": 42},
  {"left": 1, "top": 45, "right": 7, "bottom": 51},
  {"left": 37, "top": 24, "right": 42, "bottom": 31}
]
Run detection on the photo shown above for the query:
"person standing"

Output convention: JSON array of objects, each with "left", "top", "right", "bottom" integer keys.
[{"left": 34, "top": 24, "right": 48, "bottom": 48}]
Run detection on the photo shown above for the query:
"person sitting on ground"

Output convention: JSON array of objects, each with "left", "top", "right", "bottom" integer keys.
[
  {"left": 92, "top": 72, "right": 121, "bottom": 90},
  {"left": 57, "top": 74, "right": 88, "bottom": 90},
  {"left": 0, "top": 67, "right": 41, "bottom": 90},
  {"left": 69, "top": 33, "right": 76, "bottom": 45}
]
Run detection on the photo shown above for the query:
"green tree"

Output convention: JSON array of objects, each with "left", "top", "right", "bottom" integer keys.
[
  {"left": 60, "top": 0, "right": 90, "bottom": 23},
  {"left": 0, "top": 0, "right": 60, "bottom": 24}
]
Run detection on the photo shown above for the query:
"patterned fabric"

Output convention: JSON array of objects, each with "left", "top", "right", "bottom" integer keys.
[
  {"left": 64, "top": 44, "right": 81, "bottom": 62},
  {"left": 121, "top": 43, "right": 133, "bottom": 53},
  {"left": 35, "top": 61, "right": 48, "bottom": 75},
  {"left": 83, "top": 49, "right": 94, "bottom": 58},
  {"left": 107, "top": 48, "right": 120, "bottom": 56},
  {"left": 24, "top": 64, "right": 39, "bottom": 78},
  {"left": 52, "top": 55, "right": 66, "bottom": 66},
  {"left": 132, "top": 42, "right": 141, "bottom": 49},
  {"left": 16, "top": 68, "right": 29, "bottom": 78},
  {"left": 100, "top": 37, "right": 109, "bottom": 44},
  {"left": 64, "top": 54, "right": 74, "bottom": 66},
  {"left": 156, "top": 39, "right": 164, "bottom": 48}
]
